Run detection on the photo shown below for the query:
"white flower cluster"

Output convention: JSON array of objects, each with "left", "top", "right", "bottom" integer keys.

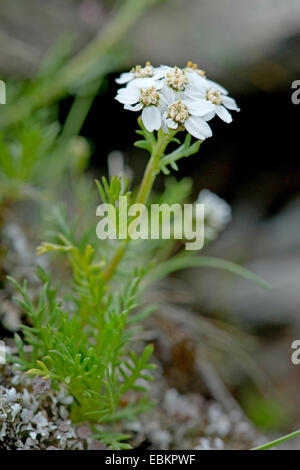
[
  {"left": 196, "top": 189, "right": 232, "bottom": 240},
  {"left": 115, "top": 61, "right": 240, "bottom": 140}
]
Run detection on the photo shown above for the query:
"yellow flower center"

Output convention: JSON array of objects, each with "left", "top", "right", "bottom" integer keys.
[
  {"left": 166, "top": 66, "right": 188, "bottom": 91},
  {"left": 207, "top": 88, "right": 223, "bottom": 105},
  {"left": 139, "top": 86, "right": 159, "bottom": 106},
  {"left": 167, "top": 100, "right": 189, "bottom": 124},
  {"left": 131, "top": 61, "right": 154, "bottom": 78},
  {"left": 186, "top": 61, "right": 206, "bottom": 77}
]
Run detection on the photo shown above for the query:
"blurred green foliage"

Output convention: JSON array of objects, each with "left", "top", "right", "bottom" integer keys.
[{"left": 240, "top": 388, "right": 289, "bottom": 432}]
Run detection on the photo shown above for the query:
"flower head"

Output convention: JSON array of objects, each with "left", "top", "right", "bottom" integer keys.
[
  {"left": 161, "top": 87, "right": 213, "bottom": 140},
  {"left": 115, "top": 61, "right": 240, "bottom": 139},
  {"left": 115, "top": 78, "right": 164, "bottom": 132},
  {"left": 116, "top": 61, "right": 165, "bottom": 85},
  {"left": 165, "top": 66, "right": 188, "bottom": 92},
  {"left": 186, "top": 75, "right": 240, "bottom": 123}
]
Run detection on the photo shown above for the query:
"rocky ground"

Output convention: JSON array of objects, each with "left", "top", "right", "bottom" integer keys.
[{"left": 0, "top": 363, "right": 260, "bottom": 450}]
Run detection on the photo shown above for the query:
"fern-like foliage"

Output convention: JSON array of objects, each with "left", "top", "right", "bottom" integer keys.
[{"left": 8, "top": 226, "right": 156, "bottom": 448}]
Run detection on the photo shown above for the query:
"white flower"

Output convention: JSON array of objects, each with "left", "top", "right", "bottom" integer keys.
[
  {"left": 160, "top": 64, "right": 205, "bottom": 96},
  {"left": 115, "top": 61, "right": 240, "bottom": 137},
  {"left": 160, "top": 87, "right": 213, "bottom": 140},
  {"left": 116, "top": 61, "right": 165, "bottom": 85},
  {"left": 184, "top": 61, "right": 229, "bottom": 95},
  {"left": 196, "top": 189, "right": 231, "bottom": 239},
  {"left": 186, "top": 75, "right": 240, "bottom": 123},
  {"left": 162, "top": 63, "right": 225, "bottom": 100},
  {"left": 115, "top": 78, "right": 165, "bottom": 132}
]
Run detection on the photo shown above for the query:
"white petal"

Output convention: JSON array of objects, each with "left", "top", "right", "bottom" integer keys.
[
  {"left": 154, "top": 68, "right": 167, "bottom": 80},
  {"left": 115, "top": 87, "right": 140, "bottom": 105},
  {"left": 215, "top": 105, "right": 232, "bottom": 123},
  {"left": 185, "top": 99, "right": 215, "bottom": 117},
  {"left": 185, "top": 116, "right": 212, "bottom": 139},
  {"left": 206, "top": 79, "right": 228, "bottom": 95},
  {"left": 185, "top": 74, "right": 207, "bottom": 98},
  {"left": 124, "top": 103, "right": 143, "bottom": 112},
  {"left": 116, "top": 72, "right": 134, "bottom": 84},
  {"left": 222, "top": 96, "right": 240, "bottom": 111},
  {"left": 166, "top": 118, "right": 178, "bottom": 129},
  {"left": 188, "top": 73, "right": 208, "bottom": 90},
  {"left": 161, "top": 115, "right": 169, "bottom": 134},
  {"left": 155, "top": 79, "right": 165, "bottom": 90},
  {"left": 159, "top": 65, "right": 172, "bottom": 71},
  {"left": 184, "top": 88, "right": 206, "bottom": 100},
  {"left": 201, "top": 111, "right": 216, "bottom": 122},
  {"left": 158, "top": 98, "right": 168, "bottom": 114},
  {"left": 142, "top": 106, "right": 162, "bottom": 132},
  {"left": 160, "top": 86, "right": 176, "bottom": 105},
  {"left": 175, "top": 90, "right": 186, "bottom": 100},
  {"left": 132, "top": 77, "right": 155, "bottom": 89}
]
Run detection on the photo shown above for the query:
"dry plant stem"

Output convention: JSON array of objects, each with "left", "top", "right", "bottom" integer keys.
[
  {"left": 197, "top": 354, "right": 252, "bottom": 422},
  {"left": 103, "top": 130, "right": 176, "bottom": 282}
]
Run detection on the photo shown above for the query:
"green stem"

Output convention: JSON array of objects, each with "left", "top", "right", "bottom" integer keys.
[
  {"left": 102, "top": 240, "right": 127, "bottom": 282},
  {"left": 103, "top": 129, "right": 175, "bottom": 282},
  {"left": 135, "top": 129, "right": 174, "bottom": 205},
  {"left": 252, "top": 430, "right": 300, "bottom": 450}
]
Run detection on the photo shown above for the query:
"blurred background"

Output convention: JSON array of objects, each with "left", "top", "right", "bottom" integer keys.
[{"left": 1, "top": 0, "right": 300, "bottom": 447}]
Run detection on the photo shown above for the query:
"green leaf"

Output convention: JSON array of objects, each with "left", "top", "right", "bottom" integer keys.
[
  {"left": 134, "top": 118, "right": 156, "bottom": 154},
  {"left": 159, "top": 134, "right": 202, "bottom": 172},
  {"left": 134, "top": 140, "right": 152, "bottom": 152},
  {"left": 252, "top": 429, "right": 300, "bottom": 450},
  {"left": 92, "top": 431, "right": 132, "bottom": 450},
  {"left": 95, "top": 178, "right": 108, "bottom": 204},
  {"left": 148, "top": 254, "right": 271, "bottom": 289},
  {"left": 14, "top": 333, "right": 26, "bottom": 362}
]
